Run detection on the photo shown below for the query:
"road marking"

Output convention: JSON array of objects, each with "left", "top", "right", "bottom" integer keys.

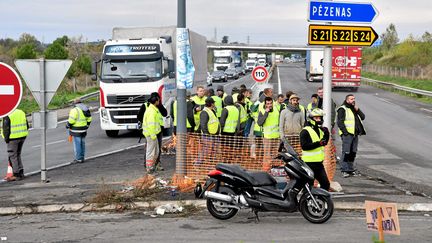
[
  {"left": 277, "top": 66, "right": 282, "bottom": 94},
  {"left": 376, "top": 97, "right": 395, "bottom": 105},
  {"left": 420, "top": 108, "right": 432, "bottom": 113},
  {"left": 0, "top": 85, "right": 14, "bottom": 95},
  {"left": 32, "top": 139, "right": 65, "bottom": 148}
]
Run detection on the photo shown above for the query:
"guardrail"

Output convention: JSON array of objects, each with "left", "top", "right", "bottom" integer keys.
[{"left": 362, "top": 77, "right": 432, "bottom": 98}]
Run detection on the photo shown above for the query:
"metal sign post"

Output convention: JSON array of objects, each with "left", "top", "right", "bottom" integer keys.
[
  {"left": 39, "top": 58, "right": 47, "bottom": 182},
  {"left": 15, "top": 59, "right": 72, "bottom": 183},
  {"left": 322, "top": 47, "right": 332, "bottom": 129}
]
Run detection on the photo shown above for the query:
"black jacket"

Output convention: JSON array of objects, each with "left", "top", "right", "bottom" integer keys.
[
  {"left": 337, "top": 101, "right": 366, "bottom": 136},
  {"left": 300, "top": 123, "right": 329, "bottom": 151}
]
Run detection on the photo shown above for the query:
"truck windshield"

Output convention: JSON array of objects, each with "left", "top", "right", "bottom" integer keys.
[
  {"left": 101, "top": 58, "right": 162, "bottom": 82},
  {"left": 214, "top": 57, "right": 230, "bottom": 64}
]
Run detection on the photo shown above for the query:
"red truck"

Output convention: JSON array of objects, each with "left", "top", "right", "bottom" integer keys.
[{"left": 332, "top": 46, "right": 362, "bottom": 92}]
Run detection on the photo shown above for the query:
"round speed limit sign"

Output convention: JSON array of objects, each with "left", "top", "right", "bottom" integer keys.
[{"left": 252, "top": 66, "right": 269, "bottom": 83}]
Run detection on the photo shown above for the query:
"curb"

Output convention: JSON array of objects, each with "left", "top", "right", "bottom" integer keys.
[{"left": 0, "top": 200, "right": 431, "bottom": 216}]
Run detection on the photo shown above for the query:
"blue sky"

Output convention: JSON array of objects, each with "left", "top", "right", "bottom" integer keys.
[{"left": 0, "top": 0, "right": 430, "bottom": 44}]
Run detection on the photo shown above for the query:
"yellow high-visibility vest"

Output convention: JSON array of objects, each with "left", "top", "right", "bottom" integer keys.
[
  {"left": 338, "top": 105, "right": 365, "bottom": 135},
  {"left": 68, "top": 106, "right": 91, "bottom": 134},
  {"left": 301, "top": 126, "right": 325, "bottom": 162},
  {"left": 7, "top": 109, "right": 28, "bottom": 139},
  {"left": 173, "top": 100, "right": 191, "bottom": 128},
  {"left": 191, "top": 95, "right": 206, "bottom": 131},
  {"left": 203, "top": 107, "right": 219, "bottom": 135},
  {"left": 259, "top": 104, "right": 279, "bottom": 139},
  {"left": 223, "top": 105, "right": 239, "bottom": 133},
  {"left": 212, "top": 95, "right": 223, "bottom": 118},
  {"left": 142, "top": 104, "right": 162, "bottom": 140}
]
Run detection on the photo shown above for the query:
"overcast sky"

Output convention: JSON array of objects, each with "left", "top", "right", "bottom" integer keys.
[{"left": 0, "top": 0, "right": 431, "bottom": 44}]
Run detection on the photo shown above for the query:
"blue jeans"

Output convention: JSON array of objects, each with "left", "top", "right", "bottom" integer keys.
[
  {"left": 72, "top": 136, "right": 86, "bottom": 161},
  {"left": 243, "top": 118, "right": 253, "bottom": 137}
]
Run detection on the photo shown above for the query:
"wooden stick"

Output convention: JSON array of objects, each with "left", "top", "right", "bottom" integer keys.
[{"left": 377, "top": 207, "right": 384, "bottom": 242}]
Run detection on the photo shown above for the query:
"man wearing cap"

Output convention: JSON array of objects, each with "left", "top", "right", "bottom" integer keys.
[{"left": 279, "top": 93, "right": 305, "bottom": 138}]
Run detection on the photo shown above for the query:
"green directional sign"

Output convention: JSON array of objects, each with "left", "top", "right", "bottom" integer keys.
[{"left": 308, "top": 24, "right": 378, "bottom": 46}]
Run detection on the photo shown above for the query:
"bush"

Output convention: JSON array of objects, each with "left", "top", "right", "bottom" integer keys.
[
  {"left": 16, "top": 44, "right": 37, "bottom": 59},
  {"left": 44, "top": 43, "right": 68, "bottom": 59}
]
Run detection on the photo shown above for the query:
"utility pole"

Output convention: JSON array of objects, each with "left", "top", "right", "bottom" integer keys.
[{"left": 176, "top": 0, "right": 187, "bottom": 175}]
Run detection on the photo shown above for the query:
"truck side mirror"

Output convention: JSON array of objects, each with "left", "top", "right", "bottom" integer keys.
[
  {"left": 168, "top": 59, "right": 175, "bottom": 78},
  {"left": 91, "top": 61, "right": 99, "bottom": 81}
]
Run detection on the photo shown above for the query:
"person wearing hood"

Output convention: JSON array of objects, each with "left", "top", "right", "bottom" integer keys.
[
  {"left": 216, "top": 85, "right": 227, "bottom": 104},
  {"left": 220, "top": 95, "right": 240, "bottom": 136},
  {"left": 337, "top": 94, "right": 366, "bottom": 178},
  {"left": 300, "top": 108, "right": 330, "bottom": 191},
  {"left": 279, "top": 94, "right": 305, "bottom": 138},
  {"left": 66, "top": 98, "right": 92, "bottom": 163}
]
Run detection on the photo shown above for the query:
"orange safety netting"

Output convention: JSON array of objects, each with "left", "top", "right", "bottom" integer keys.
[{"left": 170, "top": 133, "right": 337, "bottom": 184}]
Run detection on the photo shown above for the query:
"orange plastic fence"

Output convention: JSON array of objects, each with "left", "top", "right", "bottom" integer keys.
[{"left": 169, "top": 133, "right": 337, "bottom": 184}]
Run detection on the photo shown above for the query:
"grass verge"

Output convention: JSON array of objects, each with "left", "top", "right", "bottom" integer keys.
[
  {"left": 363, "top": 72, "right": 432, "bottom": 104},
  {"left": 18, "top": 87, "right": 98, "bottom": 114}
]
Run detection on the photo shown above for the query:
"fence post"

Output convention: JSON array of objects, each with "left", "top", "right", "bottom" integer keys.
[{"left": 73, "top": 78, "right": 76, "bottom": 93}]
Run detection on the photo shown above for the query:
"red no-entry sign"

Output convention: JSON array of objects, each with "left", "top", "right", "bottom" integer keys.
[
  {"left": 0, "top": 62, "right": 23, "bottom": 118},
  {"left": 252, "top": 66, "right": 269, "bottom": 83}
]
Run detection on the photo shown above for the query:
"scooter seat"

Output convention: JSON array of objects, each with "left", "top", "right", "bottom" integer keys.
[{"left": 215, "top": 164, "right": 276, "bottom": 186}]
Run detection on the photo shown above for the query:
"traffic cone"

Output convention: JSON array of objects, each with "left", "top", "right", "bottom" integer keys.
[{"left": 4, "top": 162, "right": 13, "bottom": 180}]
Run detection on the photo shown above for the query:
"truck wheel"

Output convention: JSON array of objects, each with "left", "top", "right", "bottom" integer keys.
[
  {"left": 105, "top": 130, "right": 119, "bottom": 137},
  {"left": 306, "top": 73, "right": 313, "bottom": 82}
]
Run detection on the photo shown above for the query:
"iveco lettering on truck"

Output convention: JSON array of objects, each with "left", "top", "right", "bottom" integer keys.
[{"left": 92, "top": 26, "right": 207, "bottom": 137}]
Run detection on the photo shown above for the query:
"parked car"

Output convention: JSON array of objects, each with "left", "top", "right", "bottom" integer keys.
[
  {"left": 224, "top": 68, "right": 239, "bottom": 80},
  {"left": 235, "top": 66, "right": 246, "bottom": 76},
  {"left": 210, "top": 70, "right": 227, "bottom": 83}
]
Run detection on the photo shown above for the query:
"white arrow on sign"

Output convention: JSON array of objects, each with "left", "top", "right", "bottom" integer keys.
[
  {"left": 14, "top": 59, "right": 72, "bottom": 107},
  {"left": 0, "top": 85, "right": 14, "bottom": 95}
]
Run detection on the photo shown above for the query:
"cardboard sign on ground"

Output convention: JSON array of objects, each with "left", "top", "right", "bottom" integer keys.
[{"left": 365, "top": 200, "right": 400, "bottom": 235}]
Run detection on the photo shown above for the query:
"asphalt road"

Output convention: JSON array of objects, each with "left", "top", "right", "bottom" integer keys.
[
  {"left": 0, "top": 74, "right": 254, "bottom": 178},
  {"left": 1, "top": 211, "right": 431, "bottom": 242},
  {"left": 275, "top": 63, "right": 432, "bottom": 191}
]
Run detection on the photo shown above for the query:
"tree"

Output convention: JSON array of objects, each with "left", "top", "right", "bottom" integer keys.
[
  {"left": 222, "top": 36, "right": 229, "bottom": 44},
  {"left": 15, "top": 44, "right": 37, "bottom": 59},
  {"left": 53, "top": 35, "right": 69, "bottom": 47},
  {"left": 44, "top": 42, "right": 68, "bottom": 59},
  {"left": 422, "top": 31, "right": 432, "bottom": 42},
  {"left": 380, "top": 23, "right": 399, "bottom": 50}
]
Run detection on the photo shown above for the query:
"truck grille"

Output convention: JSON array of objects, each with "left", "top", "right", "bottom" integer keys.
[
  {"left": 107, "top": 95, "right": 149, "bottom": 105},
  {"left": 109, "top": 110, "right": 139, "bottom": 124}
]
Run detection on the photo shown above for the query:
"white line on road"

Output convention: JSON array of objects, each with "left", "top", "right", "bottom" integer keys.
[
  {"left": 277, "top": 66, "right": 282, "bottom": 94},
  {"left": 420, "top": 108, "right": 432, "bottom": 113},
  {"left": 32, "top": 139, "right": 65, "bottom": 148},
  {"left": 0, "top": 85, "right": 14, "bottom": 95},
  {"left": 376, "top": 97, "right": 396, "bottom": 105}
]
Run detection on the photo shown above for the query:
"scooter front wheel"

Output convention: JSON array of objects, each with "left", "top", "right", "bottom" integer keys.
[
  {"left": 206, "top": 186, "right": 238, "bottom": 220},
  {"left": 299, "top": 194, "right": 333, "bottom": 224}
]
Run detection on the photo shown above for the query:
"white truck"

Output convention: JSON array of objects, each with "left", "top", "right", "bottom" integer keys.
[
  {"left": 92, "top": 26, "right": 207, "bottom": 137},
  {"left": 213, "top": 50, "right": 236, "bottom": 71},
  {"left": 305, "top": 50, "right": 324, "bottom": 82},
  {"left": 275, "top": 55, "right": 284, "bottom": 63},
  {"left": 247, "top": 53, "right": 258, "bottom": 60}
]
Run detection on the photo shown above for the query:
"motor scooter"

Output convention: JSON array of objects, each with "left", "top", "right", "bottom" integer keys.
[{"left": 194, "top": 139, "right": 333, "bottom": 224}]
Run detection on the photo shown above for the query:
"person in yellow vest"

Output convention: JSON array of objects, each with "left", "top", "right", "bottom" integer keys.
[
  {"left": 1, "top": 109, "right": 29, "bottom": 181},
  {"left": 300, "top": 108, "right": 330, "bottom": 191},
  {"left": 236, "top": 94, "right": 248, "bottom": 136},
  {"left": 307, "top": 94, "right": 319, "bottom": 114},
  {"left": 195, "top": 97, "right": 220, "bottom": 165},
  {"left": 242, "top": 89, "right": 254, "bottom": 137},
  {"left": 220, "top": 95, "right": 240, "bottom": 136},
  {"left": 216, "top": 85, "right": 227, "bottom": 106},
  {"left": 171, "top": 91, "right": 195, "bottom": 134},
  {"left": 191, "top": 86, "right": 207, "bottom": 132},
  {"left": 66, "top": 99, "right": 92, "bottom": 164},
  {"left": 231, "top": 87, "right": 240, "bottom": 103},
  {"left": 337, "top": 94, "right": 366, "bottom": 178},
  {"left": 276, "top": 94, "right": 287, "bottom": 112},
  {"left": 208, "top": 88, "right": 223, "bottom": 118},
  {"left": 142, "top": 96, "right": 163, "bottom": 173},
  {"left": 257, "top": 97, "right": 280, "bottom": 171}
]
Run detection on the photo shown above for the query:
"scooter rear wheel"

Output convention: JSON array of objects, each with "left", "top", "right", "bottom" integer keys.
[
  {"left": 299, "top": 194, "right": 333, "bottom": 224},
  {"left": 206, "top": 186, "right": 238, "bottom": 220}
]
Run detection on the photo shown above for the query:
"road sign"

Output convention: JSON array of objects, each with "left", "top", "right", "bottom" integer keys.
[
  {"left": 365, "top": 201, "right": 400, "bottom": 236},
  {"left": 32, "top": 111, "right": 58, "bottom": 129},
  {"left": 308, "top": 0, "right": 379, "bottom": 24},
  {"left": 15, "top": 59, "right": 72, "bottom": 107},
  {"left": 308, "top": 24, "right": 378, "bottom": 46},
  {"left": 252, "top": 66, "right": 269, "bottom": 83},
  {"left": 0, "top": 62, "right": 23, "bottom": 118}
]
